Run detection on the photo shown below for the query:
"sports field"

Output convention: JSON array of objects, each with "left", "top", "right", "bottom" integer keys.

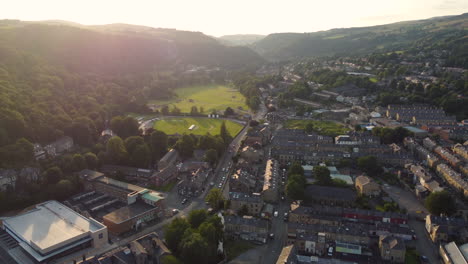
[
  {"left": 153, "top": 117, "right": 243, "bottom": 136},
  {"left": 285, "top": 119, "right": 350, "bottom": 136},
  {"left": 149, "top": 85, "right": 248, "bottom": 113}
]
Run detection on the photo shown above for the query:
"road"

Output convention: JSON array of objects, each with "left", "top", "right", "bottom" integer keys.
[{"left": 383, "top": 184, "right": 439, "bottom": 264}]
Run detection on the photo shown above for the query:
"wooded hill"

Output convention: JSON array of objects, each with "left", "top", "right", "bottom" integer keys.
[
  {"left": 0, "top": 20, "right": 264, "bottom": 148},
  {"left": 251, "top": 13, "right": 468, "bottom": 67}
]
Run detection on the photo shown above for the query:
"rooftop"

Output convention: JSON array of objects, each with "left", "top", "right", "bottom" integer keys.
[
  {"left": 102, "top": 202, "right": 156, "bottom": 224},
  {"left": 3, "top": 200, "right": 105, "bottom": 256}
]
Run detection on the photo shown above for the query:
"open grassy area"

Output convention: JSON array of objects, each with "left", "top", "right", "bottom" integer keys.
[
  {"left": 369, "top": 77, "right": 378, "bottom": 83},
  {"left": 149, "top": 85, "right": 248, "bottom": 113},
  {"left": 225, "top": 239, "right": 256, "bottom": 261},
  {"left": 285, "top": 120, "right": 350, "bottom": 136},
  {"left": 154, "top": 117, "right": 243, "bottom": 136}
]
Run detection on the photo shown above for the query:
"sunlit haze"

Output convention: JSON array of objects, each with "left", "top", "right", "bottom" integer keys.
[{"left": 2, "top": 0, "right": 468, "bottom": 36}]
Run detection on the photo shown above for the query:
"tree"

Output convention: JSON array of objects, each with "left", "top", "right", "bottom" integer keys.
[
  {"left": 124, "top": 136, "right": 145, "bottom": 154},
  {"left": 204, "top": 149, "right": 218, "bottom": 165},
  {"left": 198, "top": 222, "right": 218, "bottom": 246},
  {"left": 286, "top": 179, "right": 304, "bottom": 200},
  {"left": 205, "top": 188, "right": 224, "bottom": 209},
  {"left": 190, "top": 106, "right": 199, "bottom": 115},
  {"left": 161, "top": 105, "right": 170, "bottom": 115},
  {"left": 164, "top": 217, "right": 190, "bottom": 253},
  {"left": 237, "top": 204, "right": 249, "bottom": 216},
  {"left": 224, "top": 107, "right": 234, "bottom": 116},
  {"left": 357, "top": 156, "right": 383, "bottom": 176},
  {"left": 305, "top": 122, "right": 314, "bottom": 134},
  {"left": 44, "top": 166, "right": 63, "bottom": 185},
  {"left": 313, "top": 166, "right": 332, "bottom": 185},
  {"left": 188, "top": 209, "right": 207, "bottom": 229},
  {"left": 199, "top": 106, "right": 204, "bottom": 114},
  {"left": 84, "top": 152, "right": 99, "bottom": 169},
  {"left": 110, "top": 116, "right": 140, "bottom": 139},
  {"left": 150, "top": 130, "right": 168, "bottom": 161},
  {"left": 425, "top": 191, "right": 456, "bottom": 216},
  {"left": 175, "top": 134, "right": 195, "bottom": 158},
  {"left": 72, "top": 154, "right": 87, "bottom": 171},
  {"left": 288, "top": 162, "right": 304, "bottom": 176},
  {"left": 106, "top": 136, "right": 129, "bottom": 164},
  {"left": 130, "top": 143, "right": 151, "bottom": 168},
  {"left": 219, "top": 121, "right": 232, "bottom": 146},
  {"left": 55, "top": 179, "right": 74, "bottom": 200},
  {"left": 178, "top": 232, "right": 210, "bottom": 264},
  {"left": 288, "top": 174, "right": 306, "bottom": 186}
]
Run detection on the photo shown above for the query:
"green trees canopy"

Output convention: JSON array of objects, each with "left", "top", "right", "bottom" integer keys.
[
  {"left": 72, "top": 154, "right": 87, "bottom": 172},
  {"left": 313, "top": 166, "right": 332, "bottom": 185},
  {"left": 425, "top": 191, "right": 456, "bottom": 216},
  {"left": 110, "top": 116, "right": 140, "bottom": 139},
  {"left": 204, "top": 149, "right": 218, "bottom": 165},
  {"left": 150, "top": 130, "right": 168, "bottom": 161},
  {"left": 288, "top": 161, "right": 304, "bottom": 176},
  {"left": 164, "top": 217, "right": 190, "bottom": 253},
  {"left": 188, "top": 209, "right": 208, "bottom": 229},
  {"left": 357, "top": 156, "right": 383, "bottom": 177},
  {"left": 84, "top": 152, "right": 99, "bottom": 169},
  {"left": 175, "top": 134, "right": 195, "bottom": 158},
  {"left": 106, "top": 136, "right": 129, "bottom": 164},
  {"left": 205, "top": 188, "right": 224, "bottom": 210}
]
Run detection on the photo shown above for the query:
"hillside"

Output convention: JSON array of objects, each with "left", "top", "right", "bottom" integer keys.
[
  {"left": 0, "top": 20, "right": 264, "bottom": 147},
  {"left": 218, "top": 34, "right": 265, "bottom": 46},
  {"left": 251, "top": 13, "right": 468, "bottom": 66},
  {"left": 0, "top": 20, "right": 264, "bottom": 74}
]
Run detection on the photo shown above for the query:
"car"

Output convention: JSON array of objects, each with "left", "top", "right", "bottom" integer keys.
[
  {"left": 181, "top": 198, "right": 187, "bottom": 204},
  {"left": 327, "top": 247, "right": 333, "bottom": 256},
  {"left": 281, "top": 196, "right": 285, "bottom": 201},
  {"left": 269, "top": 233, "right": 274, "bottom": 239},
  {"left": 274, "top": 211, "right": 278, "bottom": 217},
  {"left": 284, "top": 212, "right": 288, "bottom": 217},
  {"left": 172, "top": 209, "right": 179, "bottom": 215}
]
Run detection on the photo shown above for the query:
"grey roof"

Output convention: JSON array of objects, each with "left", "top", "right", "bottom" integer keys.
[{"left": 305, "top": 185, "right": 357, "bottom": 202}]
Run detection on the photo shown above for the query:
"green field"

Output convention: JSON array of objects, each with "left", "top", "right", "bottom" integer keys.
[
  {"left": 285, "top": 120, "right": 350, "bottom": 136},
  {"left": 149, "top": 85, "right": 248, "bottom": 113},
  {"left": 153, "top": 117, "right": 243, "bottom": 136}
]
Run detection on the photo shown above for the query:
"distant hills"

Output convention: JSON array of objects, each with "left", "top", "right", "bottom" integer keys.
[
  {"left": 0, "top": 20, "right": 264, "bottom": 74},
  {"left": 250, "top": 13, "right": 468, "bottom": 63},
  {"left": 218, "top": 34, "right": 265, "bottom": 46}
]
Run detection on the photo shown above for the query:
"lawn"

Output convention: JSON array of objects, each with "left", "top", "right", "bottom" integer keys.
[
  {"left": 153, "top": 117, "right": 243, "bottom": 136},
  {"left": 369, "top": 77, "right": 378, "bottom": 83},
  {"left": 224, "top": 239, "right": 256, "bottom": 261},
  {"left": 285, "top": 120, "right": 350, "bottom": 136},
  {"left": 148, "top": 84, "right": 248, "bottom": 114}
]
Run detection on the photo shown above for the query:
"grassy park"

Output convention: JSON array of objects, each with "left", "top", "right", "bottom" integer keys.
[
  {"left": 285, "top": 119, "right": 350, "bottom": 136},
  {"left": 153, "top": 117, "right": 243, "bottom": 136},
  {"left": 149, "top": 85, "right": 248, "bottom": 113}
]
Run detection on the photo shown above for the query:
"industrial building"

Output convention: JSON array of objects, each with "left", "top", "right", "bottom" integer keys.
[
  {"left": 1, "top": 200, "right": 108, "bottom": 263},
  {"left": 77, "top": 170, "right": 166, "bottom": 235}
]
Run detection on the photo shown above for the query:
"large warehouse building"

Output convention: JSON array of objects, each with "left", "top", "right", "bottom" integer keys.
[
  {"left": 77, "top": 169, "right": 166, "bottom": 235},
  {"left": 2, "top": 200, "right": 108, "bottom": 263}
]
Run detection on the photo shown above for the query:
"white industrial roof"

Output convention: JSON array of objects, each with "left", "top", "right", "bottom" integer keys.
[{"left": 3, "top": 200, "right": 104, "bottom": 255}]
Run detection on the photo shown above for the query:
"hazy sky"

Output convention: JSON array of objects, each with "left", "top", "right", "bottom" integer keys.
[{"left": 2, "top": 0, "right": 467, "bottom": 36}]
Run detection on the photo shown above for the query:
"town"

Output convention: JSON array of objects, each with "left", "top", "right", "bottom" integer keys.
[{"left": 0, "top": 9, "right": 467, "bottom": 264}]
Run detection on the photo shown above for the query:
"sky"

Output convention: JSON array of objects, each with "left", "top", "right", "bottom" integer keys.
[{"left": 1, "top": 0, "right": 467, "bottom": 36}]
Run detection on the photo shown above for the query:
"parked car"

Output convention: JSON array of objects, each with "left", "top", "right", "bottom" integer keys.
[
  {"left": 181, "top": 198, "right": 187, "bottom": 204},
  {"left": 274, "top": 211, "right": 278, "bottom": 217},
  {"left": 172, "top": 209, "right": 179, "bottom": 215}
]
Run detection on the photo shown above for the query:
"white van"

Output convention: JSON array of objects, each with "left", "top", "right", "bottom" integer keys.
[{"left": 328, "top": 247, "right": 333, "bottom": 256}]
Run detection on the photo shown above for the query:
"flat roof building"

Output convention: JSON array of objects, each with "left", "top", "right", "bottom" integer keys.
[{"left": 2, "top": 200, "right": 108, "bottom": 263}]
